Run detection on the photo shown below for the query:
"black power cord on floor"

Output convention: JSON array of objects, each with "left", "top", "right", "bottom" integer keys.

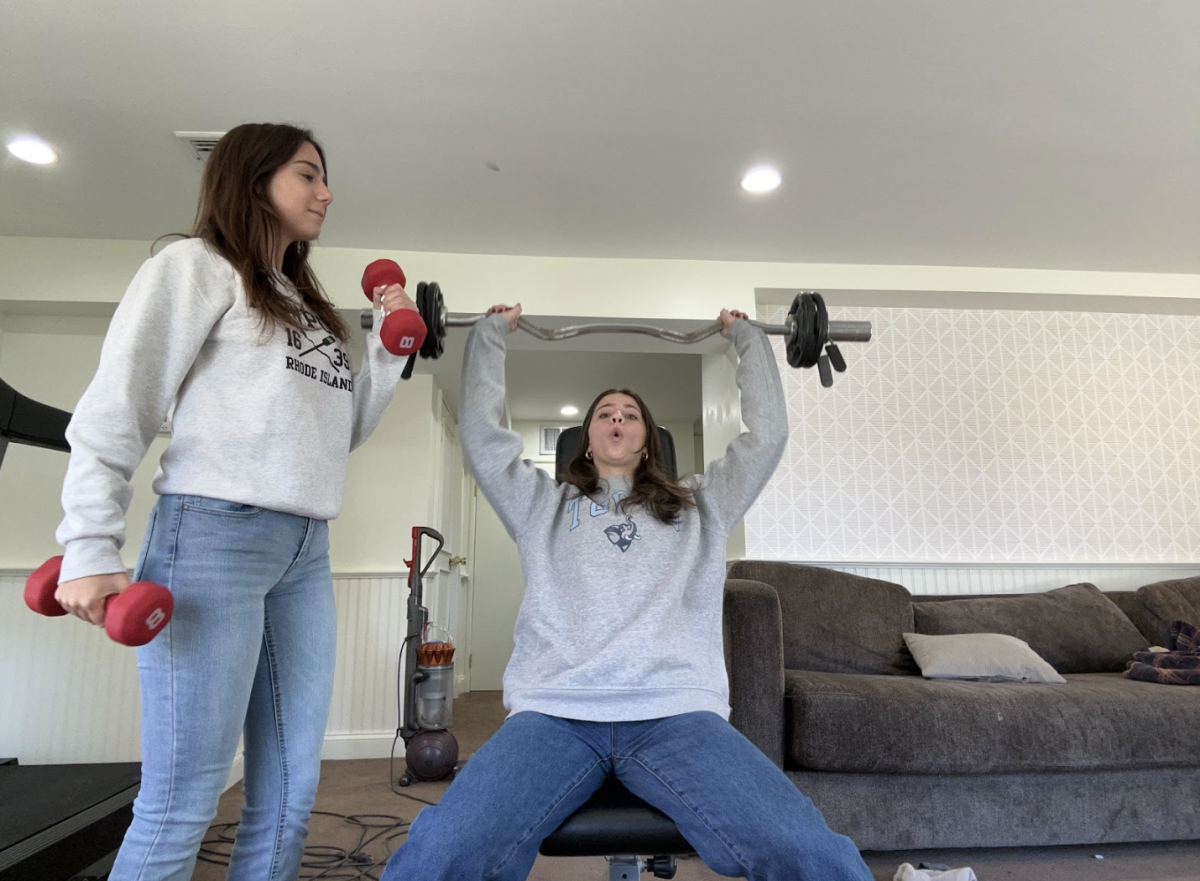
[{"left": 197, "top": 810, "right": 411, "bottom": 880}]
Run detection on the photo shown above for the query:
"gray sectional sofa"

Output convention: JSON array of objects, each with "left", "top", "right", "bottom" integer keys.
[{"left": 721, "top": 561, "right": 1200, "bottom": 851}]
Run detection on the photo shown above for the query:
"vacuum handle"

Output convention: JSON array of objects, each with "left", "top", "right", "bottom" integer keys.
[{"left": 410, "top": 526, "right": 445, "bottom": 580}]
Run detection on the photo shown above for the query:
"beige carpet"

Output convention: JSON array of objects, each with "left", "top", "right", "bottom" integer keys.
[{"left": 193, "top": 692, "right": 1200, "bottom": 881}]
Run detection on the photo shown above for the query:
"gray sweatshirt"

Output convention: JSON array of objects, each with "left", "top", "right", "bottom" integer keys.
[
  {"left": 460, "top": 314, "right": 788, "bottom": 721},
  {"left": 56, "top": 238, "right": 407, "bottom": 582}
]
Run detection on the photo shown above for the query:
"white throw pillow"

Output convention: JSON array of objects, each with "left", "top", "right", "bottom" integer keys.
[{"left": 903, "top": 632, "right": 1067, "bottom": 683}]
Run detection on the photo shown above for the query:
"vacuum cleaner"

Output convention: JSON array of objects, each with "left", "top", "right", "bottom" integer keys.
[{"left": 396, "top": 525, "right": 460, "bottom": 786}]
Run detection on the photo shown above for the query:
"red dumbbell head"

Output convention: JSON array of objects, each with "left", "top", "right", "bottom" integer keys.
[
  {"left": 361, "top": 259, "right": 407, "bottom": 301},
  {"left": 25, "top": 556, "right": 69, "bottom": 617},
  {"left": 105, "top": 582, "right": 174, "bottom": 647},
  {"left": 380, "top": 308, "right": 428, "bottom": 357}
]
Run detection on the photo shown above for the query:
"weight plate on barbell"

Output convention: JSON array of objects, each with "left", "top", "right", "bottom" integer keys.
[
  {"left": 427, "top": 282, "right": 445, "bottom": 360},
  {"left": 786, "top": 292, "right": 827, "bottom": 369},
  {"left": 415, "top": 282, "right": 428, "bottom": 356}
]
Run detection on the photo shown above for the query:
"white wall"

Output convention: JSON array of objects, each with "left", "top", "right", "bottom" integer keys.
[
  {"left": 0, "top": 315, "right": 437, "bottom": 573},
  {"left": 3, "top": 236, "right": 1199, "bottom": 319},
  {"left": 0, "top": 315, "right": 166, "bottom": 569},
  {"left": 5, "top": 236, "right": 1200, "bottom": 767},
  {"left": 701, "top": 347, "right": 746, "bottom": 558},
  {"left": 0, "top": 312, "right": 441, "bottom": 767}
]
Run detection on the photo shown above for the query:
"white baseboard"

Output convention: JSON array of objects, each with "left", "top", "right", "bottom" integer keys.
[
  {"left": 320, "top": 731, "right": 403, "bottom": 761},
  {"left": 221, "top": 733, "right": 402, "bottom": 793},
  {"left": 224, "top": 751, "right": 244, "bottom": 792}
]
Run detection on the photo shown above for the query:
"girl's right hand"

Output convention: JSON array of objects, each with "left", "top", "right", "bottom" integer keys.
[
  {"left": 373, "top": 284, "right": 418, "bottom": 314},
  {"left": 55, "top": 573, "right": 129, "bottom": 626},
  {"left": 488, "top": 303, "right": 522, "bottom": 333}
]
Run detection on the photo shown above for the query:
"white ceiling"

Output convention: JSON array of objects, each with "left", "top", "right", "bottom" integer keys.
[
  {"left": 3, "top": 1, "right": 1198, "bottom": 422},
  {"left": 3, "top": 0, "right": 1198, "bottom": 273}
]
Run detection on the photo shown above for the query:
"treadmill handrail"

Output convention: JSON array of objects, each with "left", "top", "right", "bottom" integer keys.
[{"left": 0, "top": 378, "right": 71, "bottom": 454}]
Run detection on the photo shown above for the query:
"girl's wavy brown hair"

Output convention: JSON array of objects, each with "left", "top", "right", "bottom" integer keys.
[
  {"left": 189, "top": 122, "right": 347, "bottom": 342},
  {"left": 560, "top": 388, "right": 695, "bottom": 525}
]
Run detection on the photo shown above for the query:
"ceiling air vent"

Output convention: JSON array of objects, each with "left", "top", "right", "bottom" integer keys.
[{"left": 174, "top": 131, "right": 226, "bottom": 162}]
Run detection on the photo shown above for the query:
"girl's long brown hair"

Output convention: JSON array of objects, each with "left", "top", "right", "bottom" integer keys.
[
  {"left": 190, "top": 122, "right": 348, "bottom": 342},
  {"left": 560, "top": 388, "right": 695, "bottom": 525}
]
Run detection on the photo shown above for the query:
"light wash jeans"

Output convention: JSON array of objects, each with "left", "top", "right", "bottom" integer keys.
[
  {"left": 110, "top": 493, "right": 336, "bottom": 881},
  {"left": 382, "top": 710, "right": 873, "bottom": 881}
]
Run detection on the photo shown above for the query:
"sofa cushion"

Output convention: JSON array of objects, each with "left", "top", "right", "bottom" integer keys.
[
  {"left": 1133, "top": 576, "right": 1200, "bottom": 647},
  {"left": 1105, "top": 590, "right": 1162, "bottom": 645},
  {"left": 784, "top": 670, "right": 1200, "bottom": 775},
  {"left": 912, "top": 583, "right": 1147, "bottom": 673},
  {"left": 903, "top": 632, "right": 1065, "bottom": 683},
  {"left": 726, "top": 561, "right": 916, "bottom": 675}
]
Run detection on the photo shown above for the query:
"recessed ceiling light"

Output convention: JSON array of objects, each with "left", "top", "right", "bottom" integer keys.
[
  {"left": 560, "top": 405, "right": 579, "bottom": 417},
  {"left": 741, "top": 165, "right": 781, "bottom": 193},
  {"left": 7, "top": 136, "right": 58, "bottom": 165}
]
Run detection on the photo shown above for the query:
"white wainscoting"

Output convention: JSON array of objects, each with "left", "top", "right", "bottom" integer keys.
[
  {"left": 325, "top": 573, "right": 407, "bottom": 759},
  {"left": 0, "top": 572, "right": 142, "bottom": 765},
  {"left": 0, "top": 571, "right": 419, "bottom": 783}
]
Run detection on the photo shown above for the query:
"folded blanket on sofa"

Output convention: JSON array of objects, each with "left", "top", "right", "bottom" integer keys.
[
  {"left": 1130, "top": 651, "right": 1200, "bottom": 670},
  {"left": 1125, "top": 620, "right": 1200, "bottom": 685},
  {"left": 1170, "top": 619, "right": 1200, "bottom": 652}
]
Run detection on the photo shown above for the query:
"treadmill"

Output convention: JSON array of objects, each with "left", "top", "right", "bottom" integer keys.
[{"left": 0, "top": 378, "right": 140, "bottom": 881}]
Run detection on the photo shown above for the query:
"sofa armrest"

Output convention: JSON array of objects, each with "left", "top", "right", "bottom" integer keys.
[{"left": 723, "top": 578, "right": 785, "bottom": 768}]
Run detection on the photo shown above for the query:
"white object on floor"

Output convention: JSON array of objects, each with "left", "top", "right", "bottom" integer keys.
[{"left": 894, "top": 863, "right": 978, "bottom": 881}]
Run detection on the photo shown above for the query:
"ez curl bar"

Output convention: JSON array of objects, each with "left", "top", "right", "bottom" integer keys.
[{"left": 359, "top": 259, "right": 872, "bottom": 387}]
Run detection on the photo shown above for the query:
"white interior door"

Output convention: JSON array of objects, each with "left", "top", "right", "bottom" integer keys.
[
  {"left": 415, "top": 396, "right": 465, "bottom": 664},
  {"left": 467, "top": 489, "right": 526, "bottom": 691}
]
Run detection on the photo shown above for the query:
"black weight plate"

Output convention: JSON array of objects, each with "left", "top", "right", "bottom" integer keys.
[
  {"left": 415, "top": 282, "right": 436, "bottom": 360},
  {"left": 426, "top": 282, "right": 446, "bottom": 359}
]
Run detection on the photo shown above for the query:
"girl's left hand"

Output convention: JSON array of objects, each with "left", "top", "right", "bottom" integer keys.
[
  {"left": 374, "top": 284, "right": 418, "bottom": 314},
  {"left": 719, "top": 308, "right": 749, "bottom": 336},
  {"left": 488, "top": 303, "right": 522, "bottom": 333}
]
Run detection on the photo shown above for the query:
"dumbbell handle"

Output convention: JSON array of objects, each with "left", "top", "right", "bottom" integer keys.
[
  {"left": 24, "top": 556, "right": 173, "bottom": 647},
  {"left": 360, "top": 260, "right": 428, "bottom": 357}
]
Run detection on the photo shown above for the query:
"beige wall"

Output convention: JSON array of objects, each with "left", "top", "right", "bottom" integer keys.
[
  {"left": 702, "top": 347, "right": 747, "bottom": 558},
  {"left": 0, "top": 313, "right": 439, "bottom": 573},
  {"left": 4, "top": 236, "right": 1199, "bottom": 318},
  {"left": 6, "top": 236, "right": 1200, "bottom": 767},
  {"left": 5, "top": 234, "right": 1199, "bottom": 570}
]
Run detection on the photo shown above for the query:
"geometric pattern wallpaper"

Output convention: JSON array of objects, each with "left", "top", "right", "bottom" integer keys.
[{"left": 746, "top": 305, "right": 1200, "bottom": 563}]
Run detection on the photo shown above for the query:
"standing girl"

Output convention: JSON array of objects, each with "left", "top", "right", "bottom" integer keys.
[{"left": 53, "top": 123, "right": 413, "bottom": 880}]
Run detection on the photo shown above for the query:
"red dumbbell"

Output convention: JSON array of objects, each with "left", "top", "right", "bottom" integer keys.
[
  {"left": 24, "top": 556, "right": 173, "bottom": 647},
  {"left": 361, "top": 259, "right": 428, "bottom": 357}
]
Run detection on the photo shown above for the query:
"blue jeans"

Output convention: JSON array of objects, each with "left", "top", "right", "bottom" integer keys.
[
  {"left": 110, "top": 494, "right": 336, "bottom": 881},
  {"left": 382, "top": 710, "right": 872, "bottom": 881}
]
